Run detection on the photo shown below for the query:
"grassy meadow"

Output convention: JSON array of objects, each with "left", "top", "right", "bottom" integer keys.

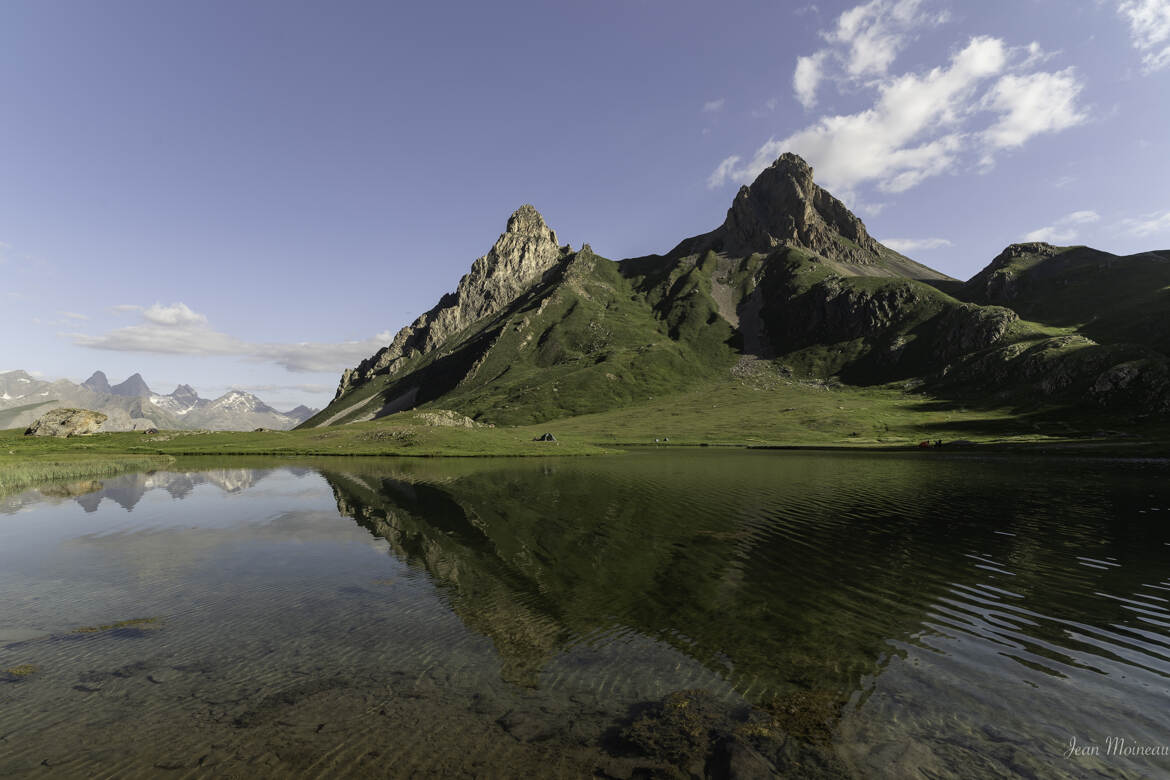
[{"left": 4, "top": 374, "right": 1167, "bottom": 494}]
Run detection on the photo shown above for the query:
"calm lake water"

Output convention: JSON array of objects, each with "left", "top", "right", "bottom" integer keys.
[{"left": 2, "top": 450, "right": 1169, "bottom": 778}]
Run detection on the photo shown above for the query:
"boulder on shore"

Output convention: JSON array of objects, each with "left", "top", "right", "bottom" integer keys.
[{"left": 24, "top": 408, "right": 107, "bottom": 437}]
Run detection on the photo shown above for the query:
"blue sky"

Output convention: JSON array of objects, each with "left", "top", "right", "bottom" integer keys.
[{"left": 2, "top": 0, "right": 1168, "bottom": 409}]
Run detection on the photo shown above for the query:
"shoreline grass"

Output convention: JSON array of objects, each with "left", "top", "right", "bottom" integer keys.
[{"left": 0, "top": 453, "right": 175, "bottom": 496}]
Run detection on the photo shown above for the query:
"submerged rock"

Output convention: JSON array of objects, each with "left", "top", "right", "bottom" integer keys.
[{"left": 24, "top": 408, "right": 107, "bottom": 437}]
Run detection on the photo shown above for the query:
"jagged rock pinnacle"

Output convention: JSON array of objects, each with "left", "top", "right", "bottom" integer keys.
[
  {"left": 82, "top": 370, "right": 112, "bottom": 394},
  {"left": 506, "top": 204, "right": 558, "bottom": 244},
  {"left": 720, "top": 152, "right": 881, "bottom": 263},
  {"left": 335, "top": 205, "right": 567, "bottom": 398}
]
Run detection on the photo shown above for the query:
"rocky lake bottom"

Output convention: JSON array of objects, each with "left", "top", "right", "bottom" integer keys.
[{"left": 1, "top": 450, "right": 1168, "bottom": 778}]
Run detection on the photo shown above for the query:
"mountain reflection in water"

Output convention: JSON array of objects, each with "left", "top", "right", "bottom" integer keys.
[{"left": 1, "top": 451, "right": 1168, "bottom": 778}]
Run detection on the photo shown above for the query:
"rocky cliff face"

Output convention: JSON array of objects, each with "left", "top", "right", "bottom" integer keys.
[
  {"left": 336, "top": 204, "right": 567, "bottom": 398},
  {"left": 719, "top": 153, "right": 882, "bottom": 263}
]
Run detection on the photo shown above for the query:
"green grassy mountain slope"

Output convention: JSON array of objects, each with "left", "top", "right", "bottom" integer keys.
[
  {"left": 303, "top": 245, "right": 740, "bottom": 428},
  {"left": 929, "top": 241, "right": 1170, "bottom": 416},
  {"left": 959, "top": 242, "right": 1170, "bottom": 354},
  {"left": 308, "top": 153, "right": 1170, "bottom": 431}
]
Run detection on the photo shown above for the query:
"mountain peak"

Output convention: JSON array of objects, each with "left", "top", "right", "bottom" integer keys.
[
  {"left": 110, "top": 373, "right": 152, "bottom": 398},
  {"left": 719, "top": 152, "right": 881, "bottom": 263},
  {"left": 283, "top": 404, "right": 319, "bottom": 424},
  {"left": 83, "top": 370, "right": 112, "bottom": 394},
  {"left": 506, "top": 204, "right": 557, "bottom": 244},
  {"left": 334, "top": 205, "right": 567, "bottom": 398},
  {"left": 169, "top": 384, "right": 200, "bottom": 405}
]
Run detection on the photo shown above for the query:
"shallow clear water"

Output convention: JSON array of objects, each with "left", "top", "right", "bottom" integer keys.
[{"left": 2, "top": 450, "right": 1169, "bottom": 778}]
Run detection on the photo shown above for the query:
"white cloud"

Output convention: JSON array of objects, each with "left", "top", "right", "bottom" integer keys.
[
  {"left": 1022, "top": 210, "right": 1100, "bottom": 243},
  {"left": 1118, "top": 0, "right": 1170, "bottom": 72},
  {"left": 1064, "top": 210, "right": 1101, "bottom": 224},
  {"left": 715, "top": 5, "right": 1087, "bottom": 197},
  {"left": 713, "top": 36, "right": 1008, "bottom": 195},
  {"left": 880, "top": 237, "right": 953, "bottom": 252},
  {"left": 707, "top": 155, "right": 743, "bottom": 189},
  {"left": 981, "top": 68, "right": 1086, "bottom": 149},
  {"left": 112, "top": 304, "right": 143, "bottom": 313},
  {"left": 142, "top": 302, "right": 208, "bottom": 327},
  {"left": 828, "top": 0, "right": 938, "bottom": 78},
  {"left": 229, "top": 383, "right": 333, "bottom": 395},
  {"left": 702, "top": 98, "right": 726, "bottom": 113},
  {"left": 1119, "top": 209, "right": 1170, "bottom": 237},
  {"left": 791, "top": 0, "right": 946, "bottom": 109},
  {"left": 0, "top": 241, "right": 10, "bottom": 264},
  {"left": 794, "top": 51, "right": 828, "bottom": 109},
  {"left": 70, "top": 302, "right": 393, "bottom": 374},
  {"left": 59, "top": 311, "right": 89, "bottom": 321}
]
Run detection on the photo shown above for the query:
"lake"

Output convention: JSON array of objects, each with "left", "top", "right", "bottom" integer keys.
[{"left": 2, "top": 450, "right": 1168, "bottom": 778}]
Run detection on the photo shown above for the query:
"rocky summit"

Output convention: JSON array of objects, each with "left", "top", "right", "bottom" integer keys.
[
  {"left": 669, "top": 153, "right": 950, "bottom": 281},
  {"left": 722, "top": 152, "right": 880, "bottom": 261},
  {"left": 335, "top": 204, "right": 567, "bottom": 398},
  {"left": 82, "top": 370, "right": 113, "bottom": 395},
  {"left": 307, "top": 151, "right": 1170, "bottom": 429}
]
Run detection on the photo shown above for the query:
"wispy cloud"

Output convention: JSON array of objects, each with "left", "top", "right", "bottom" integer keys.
[
  {"left": 791, "top": 0, "right": 947, "bottom": 111},
  {"left": 228, "top": 383, "right": 333, "bottom": 395},
  {"left": 880, "top": 237, "right": 953, "bottom": 252},
  {"left": 1022, "top": 210, "right": 1100, "bottom": 243},
  {"left": 710, "top": 2, "right": 1087, "bottom": 198},
  {"left": 711, "top": 36, "right": 1008, "bottom": 194},
  {"left": 707, "top": 156, "right": 743, "bottom": 189},
  {"left": 0, "top": 241, "right": 10, "bottom": 264},
  {"left": 794, "top": 51, "right": 828, "bottom": 109},
  {"left": 1117, "top": 0, "right": 1170, "bottom": 72},
  {"left": 70, "top": 302, "right": 392, "bottom": 374},
  {"left": 141, "top": 302, "right": 206, "bottom": 327},
  {"left": 59, "top": 311, "right": 89, "bottom": 321},
  {"left": 830, "top": 0, "right": 943, "bottom": 79},
  {"left": 980, "top": 68, "right": 1085, "bottom": 150},
  {"left": 702, "top": 98, "right": 726, "bottom": 113},
  {"left": 1118, "top": 209, "right": 1170, "bottom": 238}
]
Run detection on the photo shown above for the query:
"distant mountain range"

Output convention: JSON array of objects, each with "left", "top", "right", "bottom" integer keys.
[
  {"left": 0, "top": 370, "right": 318, "bottom": 432},
  {"left": 305, "top": 151, "right": 1170, "bottom": 428}
]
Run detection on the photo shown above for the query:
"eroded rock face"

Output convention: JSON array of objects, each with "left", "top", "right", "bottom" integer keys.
[
  {"left": 720, "top": 153, "right": 882, "bottom": 263},
  {"left": 1091, "top": 360, "right": 1170, "bottom": 414},
  {"left": 933, "top": 304, "right": 1019, "bottom": 361},
  {"left": 336, "top": 205, "right": 566, "bottom": 399},
  {"left": 25, "top": 408, "right": 107, "bottom": 437}
]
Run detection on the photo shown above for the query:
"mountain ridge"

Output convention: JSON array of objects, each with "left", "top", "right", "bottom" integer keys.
[
  {"left": 294, "top": 151, "right": 1170, "bottom": 428},
  {"left": 0, "top": 372, "right": 320, "bottom": 432}
]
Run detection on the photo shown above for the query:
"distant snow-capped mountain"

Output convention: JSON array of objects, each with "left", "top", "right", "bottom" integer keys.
[{"left": 0, "top": 370, "right": 319, "bottom": 432}]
